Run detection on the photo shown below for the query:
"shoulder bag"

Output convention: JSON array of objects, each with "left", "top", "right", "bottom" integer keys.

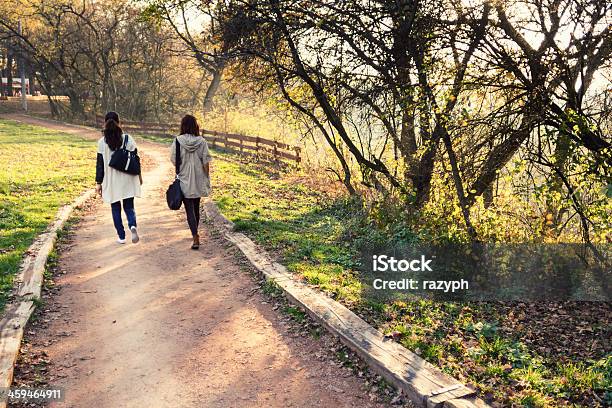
[
  {"left": 108, "top": 134, "right": 141, "bottom": 175},
  {"left": 166, "top": 139, "right": 183, "bottom": 210}
]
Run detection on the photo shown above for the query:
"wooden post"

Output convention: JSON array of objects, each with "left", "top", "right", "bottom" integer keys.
[
  {"left": 18, "top": 20, "right": 27, "bottom": 112},
  {"left": 295, "top": 147, "right": 301, "bottom": 164},
  {"left": 273, "top": 142, "right": 279, "bottom": 165}
]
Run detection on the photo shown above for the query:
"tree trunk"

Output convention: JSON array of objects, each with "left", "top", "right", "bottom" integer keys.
[
  {"left": 483, "top": 184, "right": 494, "bottom": 208},
  {"left": 67, "top": 88, "right": 84, "bottom": 118},
  {"left": 6, "top": 50, "right": 14, "bottom": 97},
  {"left": 440, "top": 126, "right": 478, "bottom": 241},
  {"left": 39, "top": 78, "right": 59, "bottom": 117},
  {"left": 543, "top": 132, "right": 571, "bottom": 238},
  {"left": 412, "top": 101, "right": 438, "bottom": 208},
  {"left": 101, "top": 68, "right": 110, "bottom": 113},
  {"left": 28, "top": 71, "right": 35, "bottom": 95},
  {"left": 202, "top": 66, "right": 224, "bottom": 115},
  {"left": 466, "top": 106, "right": 539, "bottom": 206}
]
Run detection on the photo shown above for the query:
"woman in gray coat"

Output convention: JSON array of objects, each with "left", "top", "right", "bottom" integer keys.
[{"left": 170, "top": 115, "right": 212, "bottom": 249}]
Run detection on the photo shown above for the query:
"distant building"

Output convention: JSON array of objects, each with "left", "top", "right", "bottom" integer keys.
[{"left": 1, "top": 78, "right": 30, "bottom": 95}]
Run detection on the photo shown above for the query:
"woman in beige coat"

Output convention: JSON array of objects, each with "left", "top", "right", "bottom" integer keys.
[{"left": 170, "top": 115, "right": 212, "bottom": 249}]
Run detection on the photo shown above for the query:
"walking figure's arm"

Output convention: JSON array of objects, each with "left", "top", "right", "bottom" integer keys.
[
  {"left": 201, "top": 140, "right": 212, "bottom": 177},
  {"left": 170, "top": 139, "right": 177, "bottom": 165},
  {"left": 95, "top": 153, "right": 104, "bottom": 195}
]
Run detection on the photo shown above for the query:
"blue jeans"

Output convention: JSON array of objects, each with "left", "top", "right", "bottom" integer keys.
[{"left": 111, "top": 198, "right": 137, "bottom": 240}]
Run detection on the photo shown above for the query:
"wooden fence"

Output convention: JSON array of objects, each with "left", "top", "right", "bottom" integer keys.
[
  {"left": 95, "top": 115, "right": 301, "bottom": 164},
  {"left": 0, "top": 96, "right": 68, "bottom": 114}
]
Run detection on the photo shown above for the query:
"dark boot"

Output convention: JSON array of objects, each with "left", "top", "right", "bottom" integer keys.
[{"left": 191, "top": 234, "right": 200, "bottom": 250}]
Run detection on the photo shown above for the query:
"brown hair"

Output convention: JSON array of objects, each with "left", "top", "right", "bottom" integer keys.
[
  {"left": 104, "top": 111, "right": 123, "bottom": 151},
  {"left": 180, "top": 114, "right": 200, "bottom": 136}
]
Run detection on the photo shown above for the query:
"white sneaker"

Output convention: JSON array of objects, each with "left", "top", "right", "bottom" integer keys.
[
  {"left": 130, "top": 226, "right": 140, "bottom": 243},
  {"left": 117, "top": 238, "right": 126, "bottom": 244}
]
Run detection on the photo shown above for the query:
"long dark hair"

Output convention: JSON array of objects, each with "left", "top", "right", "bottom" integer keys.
[
  {"left": 180, "top": 114, "right": 200, "bottom": 136},
  {"left": 104, "top": 111, "right": 123, "bottom": 151}
]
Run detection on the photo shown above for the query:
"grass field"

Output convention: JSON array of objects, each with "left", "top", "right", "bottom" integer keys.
[
  {"left": 0, "top": 119, "right": 94, "bottom": 311},
  {"left": 208, "top": 154, "right": 611, "bottom": 407}
]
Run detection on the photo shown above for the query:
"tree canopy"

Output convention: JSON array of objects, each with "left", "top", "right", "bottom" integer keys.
[{"left": 1, "top": 0, "right": 610, "bottom": 249}]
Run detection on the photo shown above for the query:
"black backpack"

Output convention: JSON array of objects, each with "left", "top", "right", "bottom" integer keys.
[
  {"left": 108, "top": 134, "right": 141, "bottom": 175},
  {"left": 166, "top": 140, "right": 183, "bottom": 210}
]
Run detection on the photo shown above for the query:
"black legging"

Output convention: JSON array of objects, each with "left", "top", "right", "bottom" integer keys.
[{"left": 183, "top": 197, "right": 201, "bottom": 236}]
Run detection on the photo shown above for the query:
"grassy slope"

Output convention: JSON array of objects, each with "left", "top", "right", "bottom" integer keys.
[
  {"left": 0, "top": 119, "right": 95, "bottom": 310},
  {"left": 209, "top": 153, "right": 611, "bottom": 408}
]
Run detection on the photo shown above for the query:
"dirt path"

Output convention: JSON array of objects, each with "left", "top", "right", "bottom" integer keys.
[{"left": 3, "top": 115, "right": 393, "bottom": 408}]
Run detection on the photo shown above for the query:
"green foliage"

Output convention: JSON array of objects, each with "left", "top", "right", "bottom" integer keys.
[
  {"left": 518, "top": 392, "right": 553, "bottom": 408},
  {"left": 283, "top": 305, "right": 306, "bottom": 322},
  {"left": 210, "top": 151, "right": 608, "bottom": 406},
  {"left": 261, "top": 278, "right": 283, "bottom": 297},
  {"left": 336, "top": 348, "right": 353, "bottom": 367},
  {"left": 464, "top": 321, "right": 499, "bottom": 339},
  {"left": 0, "top": 120, "right": 95, "bottom": 311},
  {"left": 210, "top": 153, "right": 365, "bottom": 304}
]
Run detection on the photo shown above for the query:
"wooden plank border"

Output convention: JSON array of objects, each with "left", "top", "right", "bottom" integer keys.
[
  {"left": 0, "top": 189, "right": 95, "bottom": 408},
  {"left": 202, "top": 199, "right": 491, "bottom": 408}
]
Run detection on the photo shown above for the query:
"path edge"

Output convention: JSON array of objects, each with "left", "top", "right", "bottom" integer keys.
[
  {"left": 0, "top": 189, "right": 95, "bottom": 407},
  {"left": 202, "top": 199, "right": 491, "bottom": 408}
]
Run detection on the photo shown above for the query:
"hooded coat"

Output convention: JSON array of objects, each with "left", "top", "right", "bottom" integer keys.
[{"left": 170, "top": 134, "right": 212, "bottom": 198}]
